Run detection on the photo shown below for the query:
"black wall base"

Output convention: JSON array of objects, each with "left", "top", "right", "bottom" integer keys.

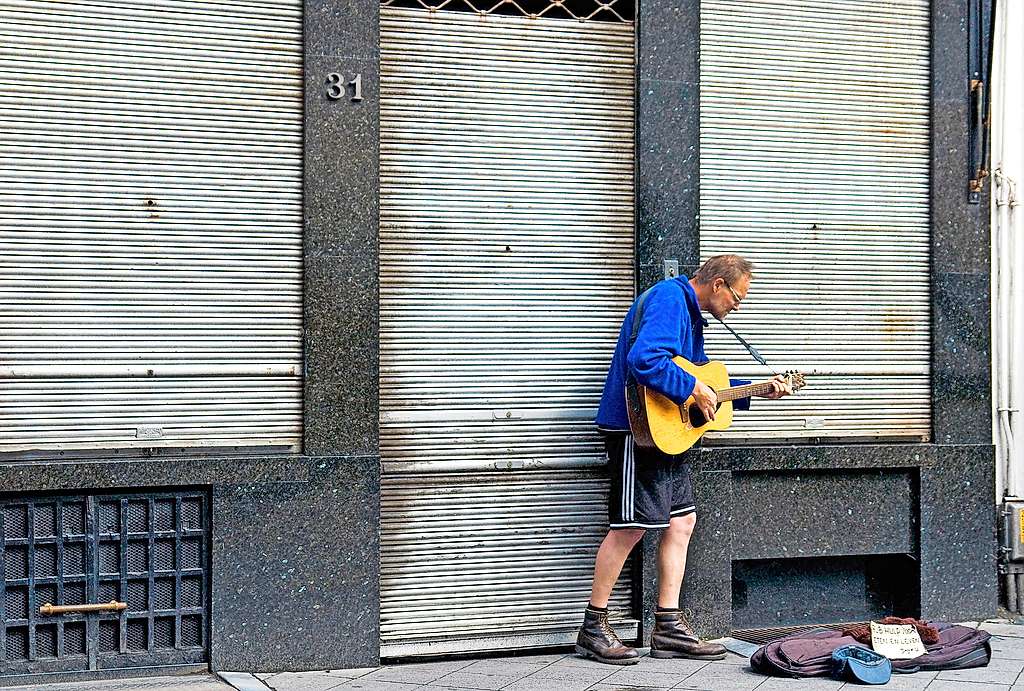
[{"left": 0, "top": 453, "right": 381, "bottom": 675}]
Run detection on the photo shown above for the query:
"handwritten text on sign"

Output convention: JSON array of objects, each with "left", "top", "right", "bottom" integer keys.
[{"left": 870, "top": 622, "right": 927, "bottom": 659}]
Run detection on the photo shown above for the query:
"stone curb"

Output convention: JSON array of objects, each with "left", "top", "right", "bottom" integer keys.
[{"left": 216, "top": 671, "right": 272, "bottom": 691}]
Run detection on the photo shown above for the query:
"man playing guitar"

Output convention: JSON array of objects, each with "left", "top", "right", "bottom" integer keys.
[{"left": 577, "top": 254, "right": 793, "bottom": 665}]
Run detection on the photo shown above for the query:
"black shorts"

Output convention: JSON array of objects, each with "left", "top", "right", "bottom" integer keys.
[{"left": 605, "top": 432, "right": 696, "bottom": 529}]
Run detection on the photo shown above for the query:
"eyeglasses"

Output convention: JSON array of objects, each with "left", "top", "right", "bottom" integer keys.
[{"left": 724, "top": 282, "right": 743, "bottom": 305}]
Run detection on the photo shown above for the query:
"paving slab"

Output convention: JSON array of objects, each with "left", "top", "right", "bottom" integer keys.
[
  {"left": 924, "top": 681, "right": 1011, "bottom": 691},
  {"left": 425, "top": 670, "right": 522, "bottom": 690},
  {"left": 519, "top": 664, "right": 615, "bottom": 683},
  {"left": 597, "top": 667, "right": 698, "bottom": 689},
  {"left": 871, "top": 671, "right": 937, "bottom": 690},
  {"left": 625, "top": 657, "right": 708, "bottom": 676},
  {"left": 262, "top": 671, "right": 349, "bottom": 691},
  {"left": 460, "top": 660, "right": 553, "bottom": 677},
  {"left": 4, "top": 677, "right": 230, "bottom": 691},
  {"left": 502, "top": 654, "right": 574, "bottom": 665},
  {"left": 218, "top": 672, "right": 272, "bottom": 691},
  {"left": 324, "top": 669, "right": 384, "bottom": 680},
  {"left": 936, "top": 657, "right": 1024, "bottom": 685},
  {"left": 993, "top": 638, "right": 1024, "bottom": 661},
  {"left": 500, "top": 675, "right": 602, "bottom": 691},
  {"left": 983, "top": 623, "right": 1024, "bottom": 639},
  {"left": 353, "top": 662, "right": 477, "bottom": 686},
  {"left": 751, "top": 676, "right": 845, "bottom": 690},
  {"left": 554, "top": 656, "right": 640, "bottom": 671},
  {"left": 327, "top": 681, "right": 423, "bottom": 691},
  {"left": 587, "top": 684, "right": 673, "bottom": 691},
  {"left": 707, "top": 653, "right": 753, "bottom": 668},
  {"left": 673, "top": 663, "right": 765, "bottom": 691}
]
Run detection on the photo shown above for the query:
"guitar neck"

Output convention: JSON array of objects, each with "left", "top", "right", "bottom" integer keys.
[{"left": 717, "top": 379, "right": 777, "bottom": 402}]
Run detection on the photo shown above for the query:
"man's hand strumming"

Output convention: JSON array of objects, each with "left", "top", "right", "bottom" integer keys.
[{"left": 692, "top": 379, "right": 718, "bottom": 422}]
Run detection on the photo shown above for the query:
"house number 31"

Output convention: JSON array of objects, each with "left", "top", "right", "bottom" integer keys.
[{"left": 327, "top": 73, "right": 363, "bottom": 102}]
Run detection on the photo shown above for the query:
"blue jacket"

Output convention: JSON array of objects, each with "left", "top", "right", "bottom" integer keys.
[{"left": 595, "top": 277, "right": 749, "bottom": 431}]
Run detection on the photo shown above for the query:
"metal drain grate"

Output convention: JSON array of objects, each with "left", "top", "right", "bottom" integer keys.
[{"left": 731, "top": 622, "right": 868, "bottom": 646}]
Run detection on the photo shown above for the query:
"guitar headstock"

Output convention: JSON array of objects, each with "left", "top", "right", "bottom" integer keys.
[{"left": 784, "top": 370, "right": 807, "bottom": 392}]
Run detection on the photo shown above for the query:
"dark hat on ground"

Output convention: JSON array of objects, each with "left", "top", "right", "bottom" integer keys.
[{"left": 831, "top": 645, "right": 892, "bottom": 685}]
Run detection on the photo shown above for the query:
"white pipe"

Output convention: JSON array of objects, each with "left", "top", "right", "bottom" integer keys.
[
  {"left": 991, "top": 0, "right": 1023, "bottom": 500},
  {"left": 1003, "top": 0, "right": 1024, "bottom": 499},
  {"left": 992, "top": 0, "right": 1009, "bottom": 497},
  {"left": 996, "top": 169, "right": 1015, "bottom": 496}
]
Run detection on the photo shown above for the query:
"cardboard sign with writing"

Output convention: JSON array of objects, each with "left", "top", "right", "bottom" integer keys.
[{"left": 870, "top": 621, "right": 928, "bottom": 659}]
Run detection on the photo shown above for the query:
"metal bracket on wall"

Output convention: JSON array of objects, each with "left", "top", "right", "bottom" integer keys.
[
  {"left": 664, "top": 259, "right": 679, "bottom": 280},
  {"left": 968, "top": 0, "right": 995, "bottom": 204}
]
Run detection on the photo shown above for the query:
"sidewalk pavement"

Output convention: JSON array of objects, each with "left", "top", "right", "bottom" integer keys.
[
  {"left": 6, "top": 621, "right": 1023, "bottom": 691},
  {"left": 225, "top": 622, "right": 1024, "bottom": 691}
]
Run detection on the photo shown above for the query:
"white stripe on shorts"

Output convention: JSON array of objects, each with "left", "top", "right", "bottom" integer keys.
[
  {"left": 625, "top": 434, "right": 635, "bottom": 521},
  {"left": 621, "top": 435, "right": 628, "bottom": 521}
]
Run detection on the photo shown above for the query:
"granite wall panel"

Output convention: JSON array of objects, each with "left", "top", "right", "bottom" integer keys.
[
  {"left": 731, "top": 470, "right": 918, "bottom": 561},
  {"left": 0, "top": 457, "right": 308, "bottom": 494},
  {"left": 931, "top": 0, "right": 990, "bottom": 275},
  {"left": 636, "top": 0, "right": 701, "bottom": 292},
  {"left": 210, "top": 455, "right": 381, "bottom": 671},
  {"left": 297, "top": 0, "right": 383, "bottom": 672},
  {"left": 920, "top": 445, "right": 998, "bottom": 620},
  {"left": 682, "top": 470, "right": 733, "bottom": 639},
  {"left": 303, "top": 0, "right": 381, "bottom": 459},
  {"left": 933, "top": 272, "right": 993, "bottom": 445}
]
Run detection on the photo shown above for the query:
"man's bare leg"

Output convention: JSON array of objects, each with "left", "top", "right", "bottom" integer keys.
[
  {"left": 577, "top": 527, "right": 646, "bottom": 665},
  {"left": 650, "top": 513, "right": 726, "bottom": 660},
  {"left": 657, "top": 513, "right": 696, "bottom": 608},
  {"left": 589, "top": 528, "right": 645, "bottom": 606}
]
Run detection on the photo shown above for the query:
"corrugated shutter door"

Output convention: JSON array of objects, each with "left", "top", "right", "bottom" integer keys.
[
  {"left": 379, "top": 8, "right": 636, "bottom": 655},
  {"left": 699, "top": 0, "right": 931, "bottom": 442},
  {"left": 0, "top": 1, "right": 304, "bottom": 454}
]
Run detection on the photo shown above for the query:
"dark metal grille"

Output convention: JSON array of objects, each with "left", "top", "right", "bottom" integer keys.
[
  {"left": 1, "top": 491, "right": 209, "bottom": 676},
  {"left": 731, "top": 622, "right": 867, "bottom": 646},
  {"left": 65, "top": 622, "right": 86, "bottom": 656},
  {"left": 381, "top": 0, "right": 634, "bottom": 22}
]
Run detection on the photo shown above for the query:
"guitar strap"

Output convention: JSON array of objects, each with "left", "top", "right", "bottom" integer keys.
[
  {"left": 623, "top": 287, "right": 655, "bottom": 424},
  {"left": 628, "top": 287, "right": 654, "bottom": 352},
  {"left": 710, "top": 315, "right": 780, "bottom": 375}
]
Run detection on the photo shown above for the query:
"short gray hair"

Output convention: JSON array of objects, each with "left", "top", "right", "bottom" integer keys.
[{"left": 692, "top": 254, "right": 754, "bottom": 286}]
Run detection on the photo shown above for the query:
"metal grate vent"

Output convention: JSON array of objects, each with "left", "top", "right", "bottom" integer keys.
[
  {"left": 1, "top": 492, "right": 209, "bottom": 676},
  {"left": 381, "top": 0, "right": 633, "bottom": 22},
  {"left": 731, "top": 622, "right": 867, "bottom": 646}
]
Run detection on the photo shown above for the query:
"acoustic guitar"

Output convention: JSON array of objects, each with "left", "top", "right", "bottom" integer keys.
[{"left": 626, "top": 358, "right": 806, "bottom": 455}]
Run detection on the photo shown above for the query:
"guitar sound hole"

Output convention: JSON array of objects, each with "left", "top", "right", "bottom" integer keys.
[
  {"left": 688, "top": 406, "right": 707, "bottom": 428},
  {"left": 687, "top": 400, "right": 722, "bottom": 428}
]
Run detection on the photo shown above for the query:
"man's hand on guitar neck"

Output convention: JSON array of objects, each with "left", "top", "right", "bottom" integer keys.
[
  {"left": 758, "top": 374, "right": 794, "bottom": 400},
  {"left": 692, "top": 379, "right": 719, "bottom": 421}
]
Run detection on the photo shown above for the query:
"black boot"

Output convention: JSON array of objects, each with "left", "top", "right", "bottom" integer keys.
[
  {"left": 575, "top": 607, "right": 640, "bottom": 665},
  {"left": 650, "top": 610, "right": 727, "bottom": 660}
]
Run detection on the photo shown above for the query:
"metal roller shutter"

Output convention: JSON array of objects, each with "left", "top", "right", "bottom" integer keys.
[
  {"left": 699, "top": 0, "right": 931, "bottom": 443},
  {"left": 0, "top": 1, "right": 304, "bottom": 455},
  {"left": 379, "top": 7, "right": 636, "bottom": 655}
]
